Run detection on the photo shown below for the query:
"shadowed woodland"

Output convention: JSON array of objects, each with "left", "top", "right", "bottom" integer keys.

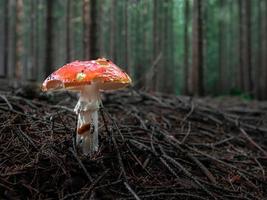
[{"left": 0, "top": 0, "right": 267, "bottom": 199}]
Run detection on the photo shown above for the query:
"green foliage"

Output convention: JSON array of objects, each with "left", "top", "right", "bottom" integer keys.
[{"left": 229, "top": 89, "right": 253, "bottom": 101}]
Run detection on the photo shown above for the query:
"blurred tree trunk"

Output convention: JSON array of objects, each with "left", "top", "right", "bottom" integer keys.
[
  {"left": 83, "top": 0, "right": 90, "bottom": 59},
  {"left": 183, "top": 0, "right": 189, "bottom": 94},
  {"left": 157, "top": 0, "right": 164, "bottom": 92},
  {"left": 255, "top": 0, "right": 262, "bottom": 99},
  {"left": 15, "top": 0, "right": 23, "bottom": 82},
  {"left": 243, "top": 0, "right": 252, "bottom": 95},
  {"left": 151, "top": 0, "right": 160, "bottom": 91},
  {"left": 151, "top": 0, "right": 157, "bottom": 91},
  {"left": 35, "top": 0, "right": 39, "bottom": 74},
  {"left": 239, "top": 0, "right": 245, "bottom": 91},
  {"left": 134, "top": 3, "right": 143, "bottom": 89},
  {"left": 227, "top": 0, "right": 236, "bottom": 92},
  {"left": 143, "top": 1, "right": 154, "bottom": 91},
  {"left": 164, "top": 0, "right": 175, "bottom": 93},
  {"left": 3, "top": 0, "right": 9, "bottom": 76},
  {"left": 66, "top": 0, "right": 71, "bottom": 62},
  {"left": 8, "top": 0, "right": 16, "bottom": 81},
  {"left": 115, "top": 1, "right": 123, "bottom": 66},
  {"left": 83, "top": 0, "right": 98, "bottom": 60},
  {"left": 124, "top": 0, "right": 128, "bottom": 71},
  {"left": 261, "top": 0, "right": 267, "bottom": 99},
  {"left": 36, "top": 0, "right": 43, "bottom": 80},
  {"left": 218, "top": 0, "right": 227, "bottom": 93},
  {"left": 110, "top": 0, "right": 117, "bottom": 61},
  {"left": 202, "top": 0, "right": 208, "bottom": 93},
  {"left": 239, "top": 0, "right": 252, "bottom": 95},
  {"left": 90, "top": 0, "right": 98, "bottom": 59},
  {"left": 155, "top": 1, "right": 165, "bottom": 92},
  {"left": 190, "top": 0, "right": 203, "bottom": 96},
  {"left": 29, "top": 0, "right": 36, "bottom": 80},
  {"left": 45, "top": 0, "right": 53, "bottom": 76},
  {"left": 98, "top": 1, "right": 104, "bottom": 56}
]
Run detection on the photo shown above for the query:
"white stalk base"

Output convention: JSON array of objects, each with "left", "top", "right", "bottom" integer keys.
[{"left": 74, "top": 85, "right": 100, "bottom": 156}]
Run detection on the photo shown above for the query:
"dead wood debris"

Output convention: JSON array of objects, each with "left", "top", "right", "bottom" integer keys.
[{"left": 0, "top": 89, "right": 267, "bottom": 200}]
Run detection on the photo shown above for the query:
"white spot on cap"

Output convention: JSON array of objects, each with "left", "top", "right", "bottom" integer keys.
[{"left": 76, "top": 72, "right": 86, "bottom": 81}]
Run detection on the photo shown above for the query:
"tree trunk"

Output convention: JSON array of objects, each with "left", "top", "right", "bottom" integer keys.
[
  {"left": 98, "top": 0, "right": 104, "bottom": 56},
  {"left": 243, "top": 0, "right": 252, "bottom": 95},
  {"left": 239, "top": 0, "right": 252, "bottom": 95},
  {"left": 124, "top": 0, "right": 128, "bottom": 71},
  {"left": 110, "top": 0, "right": 116, "bottom": 61},
  {"left": 66, "top": 0, "right": 71, "bottom": 62},
  {"left": 151, "top": 0, "right": 160, "bottom": 91},
  {"left": 8, "top": 0, "right": 16, "bottom": 82},
  {"left": 36, "top": 0, "right": 41, "bottom": 80},
  {"left": 190, "top": 0, "right": 203, "bottom": 96},
  {"left": 34, "top": 0, "right": 39, "bottom": 79},
  {"left": 239, "top": 0, "right": 246, "bottom": 92},
  {"left": 228, "top": 0, "right": 236, "bottom": 92},
  {"left": 134, "top": 3, "right": 143, "bottom": 89},
  {"left": 218, "top": 0, "right": 227, "bottom": 93},
  {"left": 15, "top": 0, "right": 23, "bottom": 82},
  {"left": 3, "top": 0, "right": 9, "bottom": 77},
  {"left": 83, "top": 0, "right": 90, "bottom": 60},
  {"left": 29, "top": 0, "right": 36, "bottom": 81},
  {"left": 255, "top": 0, "right": 262, "bottom": 99},
  {"left": 261, "top": 0, "right": 267, "bottom": 99},
  {"left": 45, "top": 0, "right": 53, "bottom": 76},
  {"left": 164, "top": 0, "right": 175, "bottom": 93},
  {"left": 83, "top": 0, "right": 98, "bottom": 60},
  {"left": 89, "top": 0, "right": 98, "bottom": 59},
  {"left": 183, "top": 0, "right": 189, "bottom": 94}
]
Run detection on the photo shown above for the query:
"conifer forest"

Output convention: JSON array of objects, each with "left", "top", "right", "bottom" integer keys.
[
  {"left": 0, "top": 1, "right": 267, "bottom": 199},
  {"left": 0, "top": 0, "right": 267, "bottom": 98}
]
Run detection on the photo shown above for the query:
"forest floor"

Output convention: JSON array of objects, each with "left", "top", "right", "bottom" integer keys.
[{"left": 0, "top": 88, "right": 267, "bottom": 200}]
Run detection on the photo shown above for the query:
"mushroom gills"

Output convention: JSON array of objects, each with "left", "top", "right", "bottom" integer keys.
[{"left": 75, "top": 84, "right": 100, "bottom": 156}]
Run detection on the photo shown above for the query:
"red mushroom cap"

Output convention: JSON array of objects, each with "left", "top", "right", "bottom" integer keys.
[{"left": 42, "top": 58, "right": 132, "bottom": 91}]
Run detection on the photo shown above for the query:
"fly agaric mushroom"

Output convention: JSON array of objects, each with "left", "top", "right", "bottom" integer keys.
[{"left": 42, "top": 58, "right": 132, "bottom": 156}]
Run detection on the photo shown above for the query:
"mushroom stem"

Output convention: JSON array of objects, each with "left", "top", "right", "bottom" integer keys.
[{"left": 74, "top": 84, "right": 100, "bottom": 156}]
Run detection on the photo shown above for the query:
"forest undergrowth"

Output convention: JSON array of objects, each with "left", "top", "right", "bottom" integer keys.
[{"left": 0, "top": 88, "right": 266, "bottom": 200}]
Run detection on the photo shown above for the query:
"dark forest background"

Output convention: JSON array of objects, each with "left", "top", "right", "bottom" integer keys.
[{"left": 0, "top": 0, "right": 267, "bottom": 99}]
